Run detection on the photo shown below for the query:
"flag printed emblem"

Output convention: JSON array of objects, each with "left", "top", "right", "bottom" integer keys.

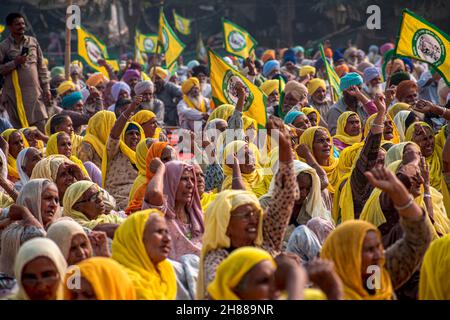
[
  {"left": 222, "top": 70, "right": 254, "bottom": 111},
  {"left": 412, "top": 29, "right": 446, "bottom": 66}
]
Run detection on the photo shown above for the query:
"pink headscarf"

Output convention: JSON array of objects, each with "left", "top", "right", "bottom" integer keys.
[{"left": 163, "top": 160, "right": 204, "bottom": 238}]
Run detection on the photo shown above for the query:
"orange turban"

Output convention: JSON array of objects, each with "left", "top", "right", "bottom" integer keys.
[
  {"left": 261, "top": 50, "right": 276, "bottom": 63},
  {"left": 335, "top": 64, "right": 350, "bottom": 78},
  {"left": 86, "top": 73, "right": 108, "bottom": 87}
]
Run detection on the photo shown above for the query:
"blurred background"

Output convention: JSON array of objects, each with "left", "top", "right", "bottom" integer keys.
[{"left": 1, "top": 0, "right": 449, "bottom": 67}]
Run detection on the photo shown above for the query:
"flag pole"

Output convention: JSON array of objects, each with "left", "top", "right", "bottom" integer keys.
[
  {"left": 152, "top": 0, "right": 164, "bottom": 83},
  {"left": 64, "top": 0, "right": 72, "bottom": 80}
]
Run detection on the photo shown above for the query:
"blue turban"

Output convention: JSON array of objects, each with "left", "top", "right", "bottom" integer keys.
[
  {"left": 363, "top": 67, "right": 381, "bottom": 83},
  {"left": 369, "top": 45, "right": 379, "bottom": 53},
  {"left": 401, "top": 58, "right": 414, "bottom": 72},
  {"left": 314, "top": 57, "right": 331, "bottom": 70},
  {"left": 284, "top": 110, "right": 305, "bottom": 125},
  {"left": 333, "top": 49, "right": 345, "bottom": 62},
  {"left": 293, "top": 46, "right": 304, "bottom": 54},
  {"left": 61, "top": 91, "right": 83, "bottom": 109},
  {"left": 283, "top": 49, "right": 297, "bottom": 65},
  {"left": 263, "top": 60, "right": 280, "bottom": 77},
  {"left": 340, "top": 72, "right": 363, "bottom": 91}
]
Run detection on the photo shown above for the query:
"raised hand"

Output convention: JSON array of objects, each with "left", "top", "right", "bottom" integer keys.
[
  {"left": 88, "top": 231, "right": 111, "bottom": 257},
  {"left": 412, "top": 99, "right": 434, "bottom": 114},
  {"left": 295, "top": 143, "right": 311, "bottom": 159},
  {"left": 364, "top": 166, "right": 402, "bottom": 194},
  {"left": 149, "top": 157, "right": 165, "bottom": 174},
  {"left": 304, "top": 258, "right": 343, "bottom": 300},
  {"left": 419, "top": 156, "right": 430, "bottom": 187},
  {"left": 373, "top": 92, "right": 386, "bottom": 113}
]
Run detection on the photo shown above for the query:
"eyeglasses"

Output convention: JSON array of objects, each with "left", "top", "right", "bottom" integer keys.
[
  {"left": 231, "top": 210, "right": 258, "bottom": 220},
  {"left": 21, "top": 273, "right": 60, "bottom": 287},
  {"left": 76, "top": 190, "right": 102, "bottom": 205}
]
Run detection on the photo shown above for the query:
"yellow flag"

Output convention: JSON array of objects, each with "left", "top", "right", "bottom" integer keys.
[
  {"left": 159, "top": 10, "right": 185, "bottom": 69},
  {"left": 136, "top": 30, "right": 158, "bottom": 54},
  {"left": 223, "top": 18, "right": 257, "bottom": 59},
  {"left": 173, "top": 10, "right": 191, "bottom": 36},
  {"left": 319, "top": 44, "right": 342, "bottom": 102},
  {"left": 209, "top": 50, "right": 267, "bottom": 128},
  {"left": 76, "top": 26, "right": 116, "bottom": 77},
  {"left": 0, "top": 24, "right": 5, "bottom": 34},
  {"left": 395, "top": 9, "right": 450, "bottom": 85}
]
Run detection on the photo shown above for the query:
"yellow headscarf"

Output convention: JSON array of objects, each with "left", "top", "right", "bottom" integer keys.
[
  {"left": 299, "top": 126, "right": 339, "bottom": 194},
  {"left": 197, "top": 190, "right": 264, "bottom": 299},
  {"left": 302, "top": 107, "right": 321, "bottom": 125},
  {"left": 333, "top": 111, "right": 362, "bottom": 147},
  {"left": 419, "top": 234, "right": 450, "bottom": 300},
  {"left": 221, "top": 140, "right": 267, "bottom": 197},
  {"left": 321, "top": 220, "right": 394, "bottom": 300},
  {"left": 435, "top": 124, "right": 447, "bottom": 151},
  {"left": 62, "top": 180, "right": 124, "bottom": 229},
  {"left": 1, "top": 129, "right": 29, "bottom": 180},
  {"left": 336, "top": 142, "right": 364, "bottom": 178},
  {"left": 65, "top": 257, "right": 137, "bottom": 300},
  {"left": 46, "top": 132, "right": 89, "bottom": 177},
  {"left": 364, "top": 113, "right": 400, "bottom": 144},
  {"left": 260, "top": 80, "right": 279, "bottom": 96},
  {"left": 119, "top": 121, "right": 145, "bottom": 166},
  {"left": 44, "top": 115, "right": 83, "bottom": 156},
  {"left": 182, "top": 77, "right": 206, "bottom": 112},
  {"left": 200, "top": 191, "right": 217, "bottom": 213},
  {"left": 207, "top": 104, "right": 235, "bottom": 124},
  {"left": 111, "top": 210, "right": 177, "bottom": 300},
  {"left": 207, "top": 247, "right": 275, "bottom": 300},
  {"left": 128, "top": 138, "right": 151, "bottom": 202},
  {"left": 12, "top": 238, "right": 67, "bottom": 300},
  {"left": 405, "top": 122, "right": 450, "bottom": 214},
  {"left": 387, "top": 102, "right": 410, "bottom": 119},
  {"left": 360, "top": 160, "right": 449, "bottom": 239},
  {"left": 130, "top": 110, "right": 162, "bottom": 139}
]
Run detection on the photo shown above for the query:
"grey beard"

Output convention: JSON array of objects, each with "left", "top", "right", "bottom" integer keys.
[
  {"left": 189, "top": 95, "right": 203, "bottom": 107},
  {"left": 140, "top": 101, "right": 155, "bottom": 110}
]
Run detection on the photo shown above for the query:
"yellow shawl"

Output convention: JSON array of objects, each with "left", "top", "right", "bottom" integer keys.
[
  {"left": 183, "top": 95, "right": 206, "bottom": 113},
  {"left": 207, "top": 247, "right": 275, "bottom": 300},
  {"left": 299, "top": 126, "right": 339, "bottom": 194},
  {"left": 44, "top": 114, "right": 83, "bottom": 156},
  {"left": 333, "top": 111, "right": 362, "bottom": 147},
  {"left": 46, "top": 132, "right": 89, "bottom": 177},
  {"left": 197, "top": 190, "right": 264, "bottom": 299},
  {"left": 62, "top": 180, "right": 124, "bottom": 229},
  {"left": 128, "top": 138, "right": 151, "bottom": 203},
  {"left": 221, "top": 140, "right": 267, "bottom": 197},
  {"left": 321, "top": 220, "right": 394, "bottom": 300},
  {"left": 419, "top": 234, "right": 450, "bottom": 300},
  {"left": 1, "top": 129, "right": 29, "bottom": 180},
  {"left": 11, "top": 69, "right": 29, "bottom": 127},
  {"left": 111, "top": 210, "right": 177, "bottom": 300}
]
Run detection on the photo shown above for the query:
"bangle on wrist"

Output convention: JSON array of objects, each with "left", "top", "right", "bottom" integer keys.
[
  {"left": 372, "top": 123, "right": 384, "bottom": 129},
  {"left": 423, "top": 193, "right": 431, "bottom": 198},
  {"left": 393, "top": 195, "right": 414, "bottom": 211}
]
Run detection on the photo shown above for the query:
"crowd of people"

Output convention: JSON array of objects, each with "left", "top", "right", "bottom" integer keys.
[{"left": 0, "top": 11, "right": 449, "bottom": 300}]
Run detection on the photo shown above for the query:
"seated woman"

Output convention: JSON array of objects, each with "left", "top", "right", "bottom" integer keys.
[
  {"left": 104, "top": 96, "right": 145, "bottom": 210},
  {"left": 301, "top": 107, "right": 321, "bottom": 127},
  {"left": 299, "top": 126, "right": 339, "bottom": 195},
  {"left": 78, "top": 111, "right": 116, "bottom": 171},
  {"left": 45, "top": 113, "right": 83, "bottom": 156},
  {"left": 197, "top": 127, "right": 299, "bottom": 299},
  {"left": 283, "top": 111, "right": 311, "bottom": 140},
  {"left": 16, "top": 179, "right": 60, "bottom": 230},
  {"left": 207, "top": 247, "right": 306, "bottom": 300},
  {"left": 130, "top": 110, "right": 167, "bottom": 141},
  {"left": 405, "top": 122, "right": 449, "bottom": 213},
  {"left": 332, "top": 111, "right": 362, "bottom": 151},
  {"left": 322, "top": 166, "right": 432, "bottom": 300},
  {"left": 126, "top": 141, "right": 176, "bottom": 213},
  {"left": 363, "top": 112, "right": 400, "bottom": 148},
  {"left": 111, "top": 210, "right": 177, "bottom": 300},
  {"left": 47, "top": 219, "right": 94, "bottom": 266},
  {"left": 143, "top": 160, "right": 204, "bottom": 261},
  {"left": 64, "top": 257, "right": 136, "bottom": 300},
  {"left": 393, "top": 110, "right": 414, "bottom": 142},
  {"left": 418, "top": 234, "right": 450, "bottom": 300},
  {"left": 1, "top": 129, "right": 28, "bottom": 182},
  {"left": 14, "top": 147, "right": 43, "bottom": 191},
  {"left": 0, "top": 205, "right": 46, "bottom": 297},
  {"left": 384, "top": 142, "right": 421, "bottom": 168},
  {"left": 8, "top": 238, "right": 67, "bottom": 300},
  {"left": 46, "top": 132, "right": 90, "bottom": 179},
  {"left": 220, "top": 140, "right": 267, "bottom": 198},
  {"left": 63, "top": 181, "right": 124, "bottom": 238}
]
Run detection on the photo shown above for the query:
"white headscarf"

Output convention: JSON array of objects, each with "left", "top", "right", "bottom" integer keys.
[
  {"left": 0, "top": 149, "right": 7, "bottom": 181},
  {"left": 13, "top": 238, "right": 67, "bottom": 300},
  {"left": 14, "top": 147, "right": 31, "bottom": 191},
  {"left": 16, "top": 179, "right": 61, "bottom": 228},
  {"left": 265, "top": 160, "right": 331, "bottom": 222}
]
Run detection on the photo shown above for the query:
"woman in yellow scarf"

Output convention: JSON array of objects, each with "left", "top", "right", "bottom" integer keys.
[
  {"left": 302, "top": 107, "right": 321, "bottom": 127},
  {"left": 111, "top": 210, "right": 177, "bottom": 300},
  {"left": 405, "top": 122, "right": 450, "bottom": 213},
  {"left": 387, "top": 102, "right": 410, "bottom": 119},
  {"left": 321, "top": 220, "right": 394, "bottom": 300},
  {"left": 62, "top": 180, "right": 124, "bottom": 232},
  {"left": 332, "top": 111, "right": 362, "bottom": 151},
  {"left": 1, "top": 129, "right": 29, "bottom": 181},
  {"left": 130, "top": 110, "right": 165, "bottom": 140},
  {"left": 299, "top": 126, "right": 339, "bottom": 194},
  {"left": 65, "top": 257, "right": 137, "bottom": 300},
  {"left": 46, "top": 132, "right": 89, "bottom": 178},
  {"left": 45, "top": 114, "right": 83, "bottom": 157},
  {"left": 206, "top": 104, "right": 235, "bottom": 124},
  {"left": 207, "top": 247, "right": 277, "bottom": 300},
  {"left": 9, "top": 238, "right": 67, "bottom": 300},
  {"left": 128, "top": 138, "right": 153, "bottom": 203},
  {"left": 435, "top": 124, "right": 448, "bottom": 151},
  {"left": 221, "top": 140, "right": 267, "bottom": 197},
  {"left": 364, "top": 113, "right": 400, "bottom": 145},
  {"left": 419, "top": 234, "right": 450, "bottom": 300}
]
